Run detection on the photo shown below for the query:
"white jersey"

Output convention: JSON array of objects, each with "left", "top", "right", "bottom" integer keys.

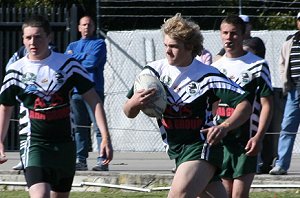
[
  {"left": 128, "top": 58, "right": 248, "bottom": 159},
  {"left": 212, "top": 52, "right": 273, "bottom": 144},
  {"left": 0, "top": 51, "right": 94, "bottom": 142}
]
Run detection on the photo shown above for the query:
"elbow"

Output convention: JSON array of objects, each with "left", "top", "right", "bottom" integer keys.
[
  {"left": 123, "top": 108, "right": 131, "bottom": 118},
  {"left": 237, "top": 99, "right": 252, "bottom": 120},
  {"left": 123, "top": 109, "right": 138, "bottom": 119},
  {"left": 123, "top": 104, "right": 137, "bottom": 119}
]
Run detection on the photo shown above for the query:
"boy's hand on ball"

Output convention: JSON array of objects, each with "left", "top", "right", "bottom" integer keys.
[
  {"left": 133, "top": 88, "right": 156, "bottom": 108},
  {"left": 139, "top": 88, "right": 157, "bottom": 106}
]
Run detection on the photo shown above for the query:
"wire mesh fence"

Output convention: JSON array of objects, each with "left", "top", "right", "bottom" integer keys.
[
  {"left": 102, "top": 29, "right": 300, "bottom": 153},
  {"left": 4, "top": 29, "right": 300, "bottom": 153}
]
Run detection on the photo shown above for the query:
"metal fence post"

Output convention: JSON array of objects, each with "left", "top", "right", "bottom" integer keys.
[{"left": 70, "top": 4, "right": 78, "bottom": 42}]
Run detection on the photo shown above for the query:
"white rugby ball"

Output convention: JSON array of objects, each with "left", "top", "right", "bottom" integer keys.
[{"left": 134, "top": 74, "right": 167, "bottom": 118}]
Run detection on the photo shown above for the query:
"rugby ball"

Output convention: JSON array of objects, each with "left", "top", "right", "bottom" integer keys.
[{"left": 134, "top": 74, "right": 167, "bottom": 118}]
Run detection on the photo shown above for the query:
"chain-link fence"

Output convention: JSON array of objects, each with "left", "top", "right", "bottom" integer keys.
[{"left": 102, "top": 29, "right": 300, "bottom": 153}]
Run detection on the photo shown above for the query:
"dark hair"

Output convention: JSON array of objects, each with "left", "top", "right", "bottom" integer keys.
[
  {"left": 243, "top": 37, "right": 266, "bottom": 58},
  {"left": 221, "top": 15, "right": 246, "bottom": 34},
  {"left": 22, "top": 14, "right": 51, "bottom": 35}
]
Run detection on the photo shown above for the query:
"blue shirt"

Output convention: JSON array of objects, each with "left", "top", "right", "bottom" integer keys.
[{"left": 65, "top": 36, "right": 107, "bottom": 94}]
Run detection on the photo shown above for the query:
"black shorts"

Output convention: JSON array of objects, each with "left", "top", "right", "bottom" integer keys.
[{"left": 24, "top": 166, "right": 74, "bottom": 192}]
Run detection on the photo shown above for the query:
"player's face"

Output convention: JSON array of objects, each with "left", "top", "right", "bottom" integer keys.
[
  {"left": 23, "top": 26, "right": 51, "bottom": 60},
  {"left": 78, "top": 17, "right": 95, "bottom": 39},
  {"left": 220, "top": 23, "right": 245, "bottom": 57},
  {"left": 164, "top": 34, "right": 193, "bottom": 67}
]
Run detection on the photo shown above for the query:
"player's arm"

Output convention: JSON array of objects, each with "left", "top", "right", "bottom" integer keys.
[
  {"left": 123, "top": 88, "right": 156, "bottom": 118},
  {"left": 245, "top": 95, "right": 273, "bottom": 156},
  {"left": 203, "top": 99, "right": 252, "bottom": 145},
  {"left": 0, "top": 105, "right": 14, "bottom": 163},
  {"left": 82, "top": 88, "right": 113, "bottom": 164}
]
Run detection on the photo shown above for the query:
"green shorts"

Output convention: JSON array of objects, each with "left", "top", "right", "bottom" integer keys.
[
  {"left": 220, "top": 143, "right": 257, "bottom": 179},
  {"left": 20, "top": 140, "right": 76, "bottom": 179},
  {"left": 171, "top": 141, "right": 224, "bottom": 181}
]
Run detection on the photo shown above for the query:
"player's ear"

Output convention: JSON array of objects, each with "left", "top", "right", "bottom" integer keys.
[{"left": 46, "top": 34, "right": 52, "bottom": 45}]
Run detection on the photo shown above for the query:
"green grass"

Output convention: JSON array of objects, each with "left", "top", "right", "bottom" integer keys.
[{"left": 1, "top": 190, "right": 300, "bottom": 198}]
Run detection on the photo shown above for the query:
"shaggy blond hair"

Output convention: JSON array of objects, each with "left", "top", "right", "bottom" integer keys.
[{"left": 161, "top": 13, "right": 203, "bottom": 58}]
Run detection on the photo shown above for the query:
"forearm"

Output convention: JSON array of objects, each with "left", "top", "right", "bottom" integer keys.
[
  {"left": 0, "top": 105, "right": 14, "bottom": 142},
  {"left": 254, "top": 96, "right": 274, "bottom": 141},
  {"left": 123, "top": 99, "right": 141, "bottom": 118},
  {"left": 82, "top": 89, "right": 111, "bottom": 141},
  {"left": 94, "top": 103, "right": 111, "bottom": 142},
  {"left": 220, "top": 99, "right": 252, "bottom": 133}
]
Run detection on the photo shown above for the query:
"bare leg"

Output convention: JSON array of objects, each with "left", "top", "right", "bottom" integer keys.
[
  {"left": 200, "top": 181, "right": 228, "bottom": 198},
  {"left": 222, "top": 178, "right": 233, "bottom": 198},
  {"left": 231, "top": 173, "right": 255, "bottom": 198},
  {"left": 168, "top": 160, "right": 216, "bottom": 198},
  {"left": 29, "top": 182, "right": 51, "bottom": 198}
]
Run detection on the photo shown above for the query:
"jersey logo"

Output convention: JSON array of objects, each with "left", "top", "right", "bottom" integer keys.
[
  {"left": 186, "top": 81, "right": 199, "bottom": 96},
  {"left": 240, "top": 70, "right": 252, "bottom": 86},
  {"left": 54, "top": 71, "right": 66, "bottom": 84},
  {"left": 161, "top": 75, "right": 172, "bottom": 87},
  {"left": 22, "top": 72, "right": 36, "bottom": 83}
]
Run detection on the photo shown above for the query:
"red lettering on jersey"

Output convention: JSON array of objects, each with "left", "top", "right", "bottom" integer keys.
[
  {"left": 161, "top": 118, "right": 202, "bottom": 130},
  {"left": 29, "top": 110, "right": 46, "bottom": 120},
  {"left": 226, "top": 107, "right": 235, "bottom": 117},
  {"left": 216, "top": 107, "right": 226, "bottom": 117},
  {"left": 34, "top": 97, "right": 47, "bottom": 109},
  {"left": 216, "top": 106, "right": 235, "bottom": 117},
  {"left": 33, "top": 93, "right": 65, "bottom": 110},
  {"left": 29, "top": 107, "right": 70, "bottom": 121}
]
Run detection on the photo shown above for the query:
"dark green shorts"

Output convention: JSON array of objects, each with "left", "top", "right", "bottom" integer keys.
[
  {"left": 220, "top": 144, "right": 257, "bottom": 179},
  {"left": 20, "top": 140, "right": 76, "bottom": 181},
  {"left": 170, "top": 141, "right": 224, "bottom": 181}
]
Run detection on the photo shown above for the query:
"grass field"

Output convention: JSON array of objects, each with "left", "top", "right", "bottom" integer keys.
[{"left": 2, "top": 189, "right": 300, "bottom": 198}]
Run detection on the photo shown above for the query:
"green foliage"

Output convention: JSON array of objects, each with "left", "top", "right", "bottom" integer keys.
[
  {"left": 16, "top": 0, "right": 53, "bottom": 7},
  {"left": 0, "top": 0, "right": 298, "bottom": 30},
  {"left": 260, "top": 12, "right": 296, "bottom": 30},
  {"left": 0, "top": 0, "right": 84, "bottom": 7}
]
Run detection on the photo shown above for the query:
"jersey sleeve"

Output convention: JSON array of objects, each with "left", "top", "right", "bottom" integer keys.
[
  {"left": 72, "top": 72, "right": 95, "bottom": 95},
  {"left": 0, "top": 86, "right": 19, "bottom": 106},
  {"left": 126, "top": 86, "right": 134, "bottom": 99},
  {"left": 0, "top": 70, "right": 20, "bottom": 106},
  {"left": 207, "top": 72, "right": 249, "bottom": 108},
  {"left": 256, "top": 63, "right": 273, "bottom": 97},
  {"left": 214, "top": 85, "right": 249, "bottom": 108}
]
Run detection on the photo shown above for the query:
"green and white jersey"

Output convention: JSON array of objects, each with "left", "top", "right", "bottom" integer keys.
[
  {"left": 0, "top": 51, "right": 94, "bottom": 143},
  {"left": 212, "top": 52, "right": 273, "bottom": 145},
  {"left": 127, "top": 58, "right": 249, "bottom": 160}
]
